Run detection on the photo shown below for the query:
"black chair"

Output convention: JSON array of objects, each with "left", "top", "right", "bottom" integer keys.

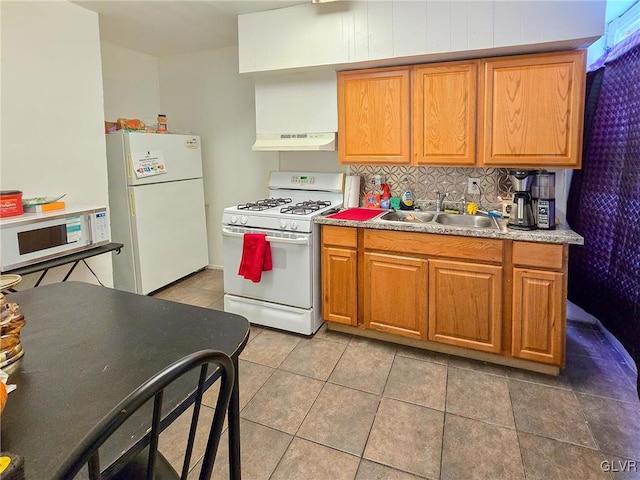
[{"left": 52, "top": 350, "right": 235, "bottom": 480}]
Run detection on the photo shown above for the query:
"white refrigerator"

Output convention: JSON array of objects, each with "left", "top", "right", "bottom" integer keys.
[{"left": 106, "top": 132, "right": 209, "bottom": 294}]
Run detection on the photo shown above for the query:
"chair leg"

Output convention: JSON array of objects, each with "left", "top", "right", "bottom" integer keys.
[
  {"left": 181, "top": 364, "right": 208, "bottom": 479},
  {"left": 146, "top": 391, "right": 164, "bottom": 480}
]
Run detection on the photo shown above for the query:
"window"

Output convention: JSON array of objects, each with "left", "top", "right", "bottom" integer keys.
[{"left": 606, "top": 1, "right": 640, "bottom": 49}]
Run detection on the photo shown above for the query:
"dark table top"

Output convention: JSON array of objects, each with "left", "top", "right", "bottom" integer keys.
[{"left": 1, "top": 282, "right": 250, "bottom": 478}]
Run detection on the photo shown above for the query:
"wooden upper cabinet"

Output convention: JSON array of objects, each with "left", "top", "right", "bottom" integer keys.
[
  {"left": 412, "top": 61, "right": 478, "bottom": 166},
  {"left": 337, "top": 67, "right": 411, "bottom": 164},
  {"left": 479, "top": 50, "right": 586, "bottom": 167}
]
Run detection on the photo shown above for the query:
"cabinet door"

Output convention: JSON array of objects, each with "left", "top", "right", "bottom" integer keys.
[
  {"left": 364, "top": 252, "right": 428, "bottom": 340},
  {"left": 512, "top": 268, "right": 565, "bottom": 365},
  {"left": 338, "top": 67, "right": 411, "bottom": 164},
  {"left": 322, "top": 246, "right": 357, "bottom": 325},
  {"left": 479, "top": 50, "right": 586, "bottom": 167},
  {"left": 412, "top": 61, "right": 478, "bottom": 166},
  {"left": 428, "top": 260, "right": 502, "bottom": 353}
]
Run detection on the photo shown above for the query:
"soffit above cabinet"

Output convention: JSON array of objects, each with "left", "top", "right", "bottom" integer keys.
[{"left": 238, "top": 0, "right": 605, "bottom": 74}]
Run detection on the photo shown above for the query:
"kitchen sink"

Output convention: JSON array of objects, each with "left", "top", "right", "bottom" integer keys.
[
  {"left": 376, "top": 210, "right": 499, "bottom": 229},
  {"left": 434, "top": 214, "right": 495, "bottom": 228},
  {"left": 378, "top": 211, "right": 436, "bottom": 223}
]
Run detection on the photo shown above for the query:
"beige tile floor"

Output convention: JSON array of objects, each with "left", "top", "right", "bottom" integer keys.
[{"left": 153, "top": 268, "right": 640, "bottom": 480}]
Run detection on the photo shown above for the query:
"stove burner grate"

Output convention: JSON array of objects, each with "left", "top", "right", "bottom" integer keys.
[
  {"left": 298, "top": 200, "right": 331, "bottom": 208},
  {"left": 279, "top": 200, "right": 332, "bottom": 215},
  {"left": 238, "top": 198, "right": 292, "bottom": 211}
]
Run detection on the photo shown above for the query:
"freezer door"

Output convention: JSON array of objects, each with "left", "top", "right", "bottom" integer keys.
[
  {"left": 125, "top": 133, "right": 203, "bottom": 186},
  {"left": 127, "top": 178, "right": 209, "bottom": 294}
]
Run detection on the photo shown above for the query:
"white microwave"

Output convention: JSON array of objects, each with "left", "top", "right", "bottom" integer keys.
[{"left": 0, "top": 206, "right": 110, "bottom": 271}]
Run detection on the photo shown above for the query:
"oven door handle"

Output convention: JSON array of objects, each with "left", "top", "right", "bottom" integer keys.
[{"left": 222, "top": 228, "right": 310, "bottom": 245}]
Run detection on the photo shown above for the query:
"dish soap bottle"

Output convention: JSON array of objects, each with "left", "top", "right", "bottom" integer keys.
[
  {"left": 399, "top": 180, "right": 414, "bottom": 210},
  {"left": 380, "top": 184, "right": 391, "bottom": 209}
]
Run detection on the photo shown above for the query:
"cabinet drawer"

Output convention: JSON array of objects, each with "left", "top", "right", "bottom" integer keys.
[
  {"left": 364, "top": 230, "right": 503, "bottom": 263},
  {"left": 513, "top": 242, "right": 565, "bottom": 270},
  {"left": 322, "top": 226, "right": 357, "bottom": 248}
]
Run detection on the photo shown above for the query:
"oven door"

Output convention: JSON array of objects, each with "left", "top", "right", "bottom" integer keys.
[{"left": 222, "top": 226, "right": 313, "bottom": 308}]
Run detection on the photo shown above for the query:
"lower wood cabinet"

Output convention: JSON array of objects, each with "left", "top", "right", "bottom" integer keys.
[
  {"left": 363, "top": 252, "right": 428, "bottom": 340},
  {"left": 320, "top": 226, "right": 569, "bottom": 370},
  {"left": 322, "top": 226, "right": 358, "bottom": 326},
  {"left": 428, "top": 259, "right": 502, "bottom": 353},
  {"left": 322, "top": 246, "right": 357, "bottom": 325},
  {"left": 512, "top": 268, "right": 565, "bottom": 365}
]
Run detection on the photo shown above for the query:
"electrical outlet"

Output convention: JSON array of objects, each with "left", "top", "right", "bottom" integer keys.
[{"left": 467, "top": 178, "right": 481, "bottom": 195}]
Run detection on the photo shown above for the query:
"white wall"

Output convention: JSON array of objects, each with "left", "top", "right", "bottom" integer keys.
[
  {"left": 279, "top": 151, "right": 345, "bottom": 174},
  {"left": 100, "top": 43, "right": 342, "bottom": 270},
  {"left": 551, "top": 168, "right": 572, "bottom": 227},
  {"left": 1, "top": 1, "right": 112, "bottom": 288},
  {"left": 100, "top": 42, "right": 160, "bottom": 124},
  {"left": 158, "top": 47, "right": 279, "bottom": 268}
]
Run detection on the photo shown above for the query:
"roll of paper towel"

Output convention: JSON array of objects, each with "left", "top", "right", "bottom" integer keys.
[{"left": 343, "top": 175, "right": 361, "bottom": 209}]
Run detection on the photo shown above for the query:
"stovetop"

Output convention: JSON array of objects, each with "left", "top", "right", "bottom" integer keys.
[
  {"left": 223, "top": 198, "right": 340, "bottom": 233},
  {"left": 228, "top": 198, "right": 335, "bottom": 217},
  {"left": 222, "top": 172, "right": 345, "bottom": 233}
]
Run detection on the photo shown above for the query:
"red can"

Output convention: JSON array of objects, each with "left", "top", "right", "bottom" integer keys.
[{"left": 0, "top": 190, "right": 24, "bottom": 217}]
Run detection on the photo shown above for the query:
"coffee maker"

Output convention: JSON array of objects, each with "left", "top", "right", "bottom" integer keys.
[
  {"left": 507, "top": 170, "right": 536, "bottom": 230},
  {"left": 531, "top": 170, "right": 556, "bottom": 230}
]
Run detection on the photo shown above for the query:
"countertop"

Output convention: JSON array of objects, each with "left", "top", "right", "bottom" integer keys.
[{"left": 315, "top": 209, "right": 584, "bottom": 245}]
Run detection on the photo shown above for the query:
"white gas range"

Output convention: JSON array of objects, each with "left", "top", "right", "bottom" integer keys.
[{"left": 222, "top": 171, "right": 344, "bottom": 335}]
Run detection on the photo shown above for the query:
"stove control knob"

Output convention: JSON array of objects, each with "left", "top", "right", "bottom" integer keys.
[
  {"left": 291, "top": 221, "right": 298, "bottom": 231},
  {"left": 279, "top": 219, "right": 287, "bottom": 229},
  {"left": 240, "top": 216, "right": 248, "bottom": 225},
  {"left": 230, "top": 215, "right": 238, "bottom": 224}
]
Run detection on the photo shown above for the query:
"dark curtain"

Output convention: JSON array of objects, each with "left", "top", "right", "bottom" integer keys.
[{"left": 567, "top": 32, "right": 640, "bottom": 395}]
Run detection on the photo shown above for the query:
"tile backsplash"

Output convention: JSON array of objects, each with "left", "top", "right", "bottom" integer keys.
[{"left": 348, "top": 165, "right": 513, "bottom": 210}]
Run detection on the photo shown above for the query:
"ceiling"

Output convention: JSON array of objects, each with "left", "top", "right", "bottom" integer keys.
[{"left": 73, "top": 1, "right": 307, "bottom": 57}]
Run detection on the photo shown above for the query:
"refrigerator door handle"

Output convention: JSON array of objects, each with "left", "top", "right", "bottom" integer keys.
[
  {"left": 128, "top": 191, "right": 136, "bottom": 217},
  {"left": 126, "top": 153, "right": 132, "bottom": 180}
]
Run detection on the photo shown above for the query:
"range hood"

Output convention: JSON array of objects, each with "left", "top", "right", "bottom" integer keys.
[
  {"left": 252, "top": 132, "right": 336, "bottom": 151},
  {"left": 253, "top": 70, "right": 338, "bottom": 152}
]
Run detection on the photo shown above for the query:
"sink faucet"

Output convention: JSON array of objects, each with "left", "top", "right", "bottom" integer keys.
[{"left": 435, "top": 191, "right": 449, "bottom": 212}]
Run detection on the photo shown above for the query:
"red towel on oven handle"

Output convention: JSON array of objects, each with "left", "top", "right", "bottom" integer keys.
[{"left": 238, "top": 233, "right": 273, "bottom": 282}]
